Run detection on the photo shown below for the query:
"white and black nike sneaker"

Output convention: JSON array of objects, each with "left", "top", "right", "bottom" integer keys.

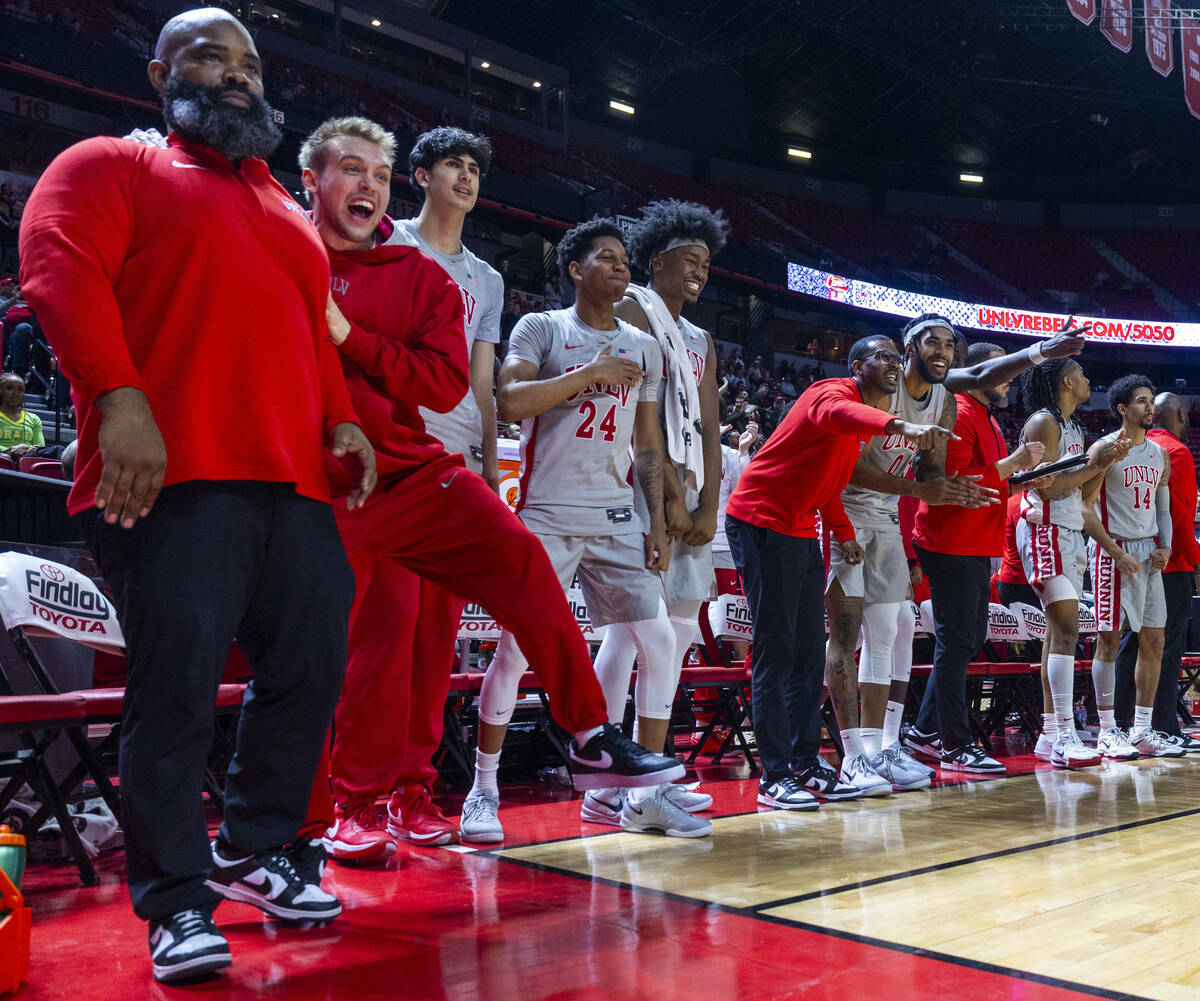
[
  {"left": 900, "top": 724, "right": 943, "bottom": 761},
  {"left": 940, "top": 743, "right": 1006, "bottom": 774},
  {"left": 568, "top": 723, "right": 685, "bottom": 790},
  {"left": 757, "top": 776, "right": 819, "bottom": 811},
  {"left": 793, "top": 756, "right": 863, "bottom": 801},
  {"left": 205, "top": 840, "right": 342, "bottom": 922},
  {"left": 148, "top": 908, "right": 231, "bottom": 983},
  {"left": 285, "top": 837, "right": 328, "bottom": 887}
]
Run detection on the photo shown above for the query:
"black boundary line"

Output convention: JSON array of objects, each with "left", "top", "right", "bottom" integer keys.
[
  {"left": 490, "top": 852, "right": 1153, "bottom": 1001},
  {"left": 483, "top": 785, "right": 1200, "bottom": 1001},
  {"left": 753, "top": 804, "right": 1200, "bottom": 909},
  {"left": 492, "top": 849, "right": 1147, "bottom": 998}
]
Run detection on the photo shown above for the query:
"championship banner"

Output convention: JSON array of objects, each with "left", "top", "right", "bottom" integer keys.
[
  {"left": 987, "top": 603, "right": 1027, "bottom": 643},
  {"left": 1181, "top": 12, "right": 1200, "bottom": 119},
  {"left": 1068, "top": 0, "right": 1098, "bottom": 23},
  {"left": 1146, "top": 0, "right": 1175, "bottom": 76},
  {"left": 786, "top": 262, "right": 1197, "bottom": 348},
  {"left": 1100, "top": 0, "right": 1134, "bottom": 52},
  {"left": 707, "top": 593, "right": 753, "bottom": 641},
  {"left": 0, "top": 552, "right": 125, "bottom": 652}
]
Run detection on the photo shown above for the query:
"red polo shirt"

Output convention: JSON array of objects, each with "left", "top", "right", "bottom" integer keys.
[
  {"left": 913, "top": 392, "right": 1009, "bottom": 556},
  {"left": 726, "top": 377, "right": 892, "bottom": 540},
  {"left": 19, "top": 135, "right": 358, "bottom": 515},
  {"left": 1148, "top": 428, "right": 1200, "bottom": 573}
]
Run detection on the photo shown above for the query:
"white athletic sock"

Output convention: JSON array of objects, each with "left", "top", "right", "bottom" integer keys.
[
  {"left": 1042, "top": 713, "right": 1057, "bottom": 741},
  {"left": 574, "top": 725, "right": 605, "bottom": 747},
  {"left": 882, "top": 701, "right": 905, "bottom": 747},
  {"left": 1133, "top": 705, "right": 1152, "bottom": 731},
  {"left": 627, "top": 784, "right": 659, "bottom": 805},
  {"left": 861, "top": 727, "right": 884, "bottom": 756},
  {"left": 1098, "top": 708, "right": 1116, "bottom": 730},
  {"left": 840, "top": 728, "right": 866, "bottom": 758},
  {"left": 1047, "top": 654, "right": 1075, "bottom": 729},
  {"left": 1091, "top": 659, "right": 1116, "bottom": 708},
  {"left": 472, "top": 748, "right": 501, "bottom": 795}
]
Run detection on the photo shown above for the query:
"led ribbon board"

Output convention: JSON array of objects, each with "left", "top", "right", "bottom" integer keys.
[{"left": 785, "top": 262, "right": 1196, "bottom": 348}]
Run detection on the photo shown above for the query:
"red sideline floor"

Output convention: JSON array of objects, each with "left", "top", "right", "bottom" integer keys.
[{"left": 13, "top": 745, "right": 1199, "bottom": 1001}]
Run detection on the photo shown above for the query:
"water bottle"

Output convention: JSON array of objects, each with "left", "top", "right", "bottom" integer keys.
[{"left": 0, "top": 825, "right": 24, "bottom": 900}]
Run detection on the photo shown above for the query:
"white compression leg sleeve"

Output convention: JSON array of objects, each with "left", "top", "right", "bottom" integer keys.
[
  {"left": 593, "top": 623, "right": 638, "bottom": 724},
  {"left": 478, "top": 630, "right": 530, "bottom": 726},
  {"left": 632, "top": 601, "right": 681, "bottom": 721},
  {"left": 859, "top": 602, "right": 902, "bottom": 685},
  {"left": 892, "top": 602, "right": 915, "bottom": 684},
  {"left": 632, "top": 598, "right": 700, "bottom": 719}
]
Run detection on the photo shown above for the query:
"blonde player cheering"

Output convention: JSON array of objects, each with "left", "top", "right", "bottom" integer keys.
[
  {"left": 464, "top": 218, "right": 711, "bottom": 842},
  {"left": 1082, "top": 375, "right": 1180, "bottom": 759}
]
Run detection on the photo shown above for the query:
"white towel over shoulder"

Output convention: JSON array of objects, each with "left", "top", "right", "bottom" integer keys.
[{"left": 625, "top": 284, "right": 705, "bottom": 493}]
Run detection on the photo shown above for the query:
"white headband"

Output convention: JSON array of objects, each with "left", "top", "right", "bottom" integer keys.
[
  {"left": 657, "top": 237, "right": 709, "bottom": 256},
  {"left": 903, "top": 317, "right": 956, "bottom": 347}
]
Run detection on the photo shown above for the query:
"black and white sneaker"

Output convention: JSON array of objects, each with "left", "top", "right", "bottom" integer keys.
[
  {"left": 1163, "top": 732, "right": 1200, "bottom": 755},
  {"left": 757, "top": 776, "right": 819, "bottom": 811},
  {"left": 148, "top": 908, "right": 231, "bottom": 983},
  {"left": 940, "top": 743, "right": 1006, "bottom": 774},
  {"left": 205, "top": 840, "right": 342, "bottom": 922},
  {"left": 285, "top": 837, "right": 328, "bottom": 887},
  {"left": 568, "top": 723, "right": 685, "bottom": 790},
  {"left": 793, "top": 756, "right": 863, "bottom": 801},
  {"left": 900, "top": 724, "right": 943, "bottom": 760}
]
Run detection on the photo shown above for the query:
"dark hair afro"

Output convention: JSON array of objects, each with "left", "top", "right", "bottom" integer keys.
[{"left": 625, "top": 199, "right": 729, "bottom": 272}]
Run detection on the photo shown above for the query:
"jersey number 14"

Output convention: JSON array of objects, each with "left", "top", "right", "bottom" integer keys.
[{"left": 1131, "top": 485, "right": 1152, "bottom": 509}]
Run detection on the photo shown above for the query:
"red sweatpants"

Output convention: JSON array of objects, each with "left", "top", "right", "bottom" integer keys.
[{"left": 308, "top": 456, "right": 609, "bottom": 822}]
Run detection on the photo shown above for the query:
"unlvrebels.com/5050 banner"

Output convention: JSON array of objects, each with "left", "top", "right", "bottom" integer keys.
[{"left": 786, "top": 263, "right": 1193, "bottom": 349}]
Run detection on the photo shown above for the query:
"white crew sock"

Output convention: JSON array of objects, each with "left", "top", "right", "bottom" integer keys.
[
  {"left": 840, "top": 728, "right": 866, "bottom": 759},
  {"left": 472, "top": 748, "right": 501, "bottom": 795},
  {"left": 1047, "top": 654, "right": 1075, "bottom": 732},
  {"left": 1098, "top": 708, "right": 1116, "bottom": 730},
  {"left": 1133, "top": 705, "right": 1152, "bottom": 731},
  {"left": 882, "top": 701, "right": 905, "bottom": 746},
  {"left": 861, "top": 727, "right": 884, "bottom": 756},
  {"left": 1042, "top": 713, "right": 1057, "bottom": 741},
  {"left": 574, "top": 725, "right": 604, "bottom": 747}
]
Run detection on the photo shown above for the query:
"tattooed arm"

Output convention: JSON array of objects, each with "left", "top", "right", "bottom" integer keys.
[{"left": 634, "top": 400, "right": 670, "bottom": 572}]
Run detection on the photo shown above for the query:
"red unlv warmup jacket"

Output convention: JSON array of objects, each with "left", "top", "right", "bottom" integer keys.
[
  {"left": 913, "top": 393, "right": 1009, "bottom": 556},
  {"left": 1148, "top": 428, "right": 1200, "bottom": 574},
  {"left": 323, "top": 217, "right": 467, "bottom": 496},
  {"left": 19, "top": 135, "right": 358, "bottom": 515},
  {"left": 726, "top": 377, "right": 892, "bottom": 541}
]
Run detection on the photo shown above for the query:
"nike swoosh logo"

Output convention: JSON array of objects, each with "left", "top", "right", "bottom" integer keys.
[
  {"left": 570, "top": 748, "right": 614, "bottom": 769},
  {"left": 171, "top": 160, "right": 211, "bottom": 171},
  {"left": 565, "top": 343, "right": 585, "bottom": 350},
  {"left": 440, "top": 471, "right": 460, "bottom": 488}
]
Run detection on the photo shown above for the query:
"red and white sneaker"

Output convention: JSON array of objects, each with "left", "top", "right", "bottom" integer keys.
[
  {"left": 322, "top": 802, "right": 397, "bottom": 863},
  {"left": 387, "top": 785, "right": 457, "bottom": 846}
]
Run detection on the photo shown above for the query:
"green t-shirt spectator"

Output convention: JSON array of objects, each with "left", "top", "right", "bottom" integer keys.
[{"left": 0, "top": 409, "right": 44, "bottom": 451}]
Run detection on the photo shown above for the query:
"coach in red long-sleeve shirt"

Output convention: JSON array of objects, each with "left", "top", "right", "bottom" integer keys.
[
  {"left": 1114, "top": 392, "right": 1200, "bottom": 737},
  {"left": 18, "top": 11, "right": 376, "bottom": 979},
  {"left": 725, "top": 337, "right": 951, "bottom": 807}
]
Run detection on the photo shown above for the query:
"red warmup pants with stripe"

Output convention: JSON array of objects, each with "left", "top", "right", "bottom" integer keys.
[{"left": 301, "top": 455, "right": 609, "bottom": 833}]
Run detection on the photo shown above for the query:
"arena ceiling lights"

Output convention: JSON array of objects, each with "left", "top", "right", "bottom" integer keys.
[
  {"left": 787, "top": 147, "right": 812, "bottom": 160},
  {"left": 959, "top": 172, "right": 984, "bottom": 183},
  {"left": 609, "top": 99, "right": 635, "bottom": 115}
]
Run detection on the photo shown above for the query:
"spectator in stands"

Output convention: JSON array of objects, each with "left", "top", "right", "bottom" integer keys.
[
  {"left": 1, "top": 288, "right": 33, "bottom": 365},
  {"left": 806, "top": 337, "right": 821, "bottom": 357},
  {"left": 0, "top": 372, "right": 44, "bottom": 458},
  {"left": 0, "top": 278, "right": 16, "bottom": 317},
  {"left": 20, "top": 8, "right": 376, "bottom": 983}
]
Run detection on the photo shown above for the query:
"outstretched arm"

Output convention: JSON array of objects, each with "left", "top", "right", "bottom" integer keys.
[{"left": 944, "top": 321, "right": 1088, "bottom": 393}]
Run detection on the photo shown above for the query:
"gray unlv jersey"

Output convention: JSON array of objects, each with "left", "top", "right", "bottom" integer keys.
[
  {"left": 840, "top": 379, "right": 948, "bottom": 529},
  {"left": 395, "top": 219, "right": 504, "bottom": 466},
  {"left": 1020, "top": 410, "right": 1086, "bottom": 530},
  {"left": 507, "top": 308, "right": 662, "bottom": 536},
  {"left": 1096, "top": 433, "right": 1165, "bottom": 541}
]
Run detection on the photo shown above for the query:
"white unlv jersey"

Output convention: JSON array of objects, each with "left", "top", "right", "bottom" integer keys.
[
  {"left": 1021, "top": 410, "right": 1086, "bottom": 530},
  {"left": 1097, "top": 433, "right": 1165, "bottom": 541},
  {"left": 395, "top": 219, "right": 504, "bottom": 464},
  {"left": 841, "top": 378, "right": 947, "bottom": 529},
  {"left": 507, "top": 308, "right": 662, "bottom": 536}
]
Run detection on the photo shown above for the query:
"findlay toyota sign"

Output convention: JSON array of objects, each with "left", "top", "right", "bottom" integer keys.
[
  {"left": 786, "top": 262, "right": 1197, "bottom": 348},
  {"left": 0, "top": 552, "right": 125, "bottom": 650}
]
